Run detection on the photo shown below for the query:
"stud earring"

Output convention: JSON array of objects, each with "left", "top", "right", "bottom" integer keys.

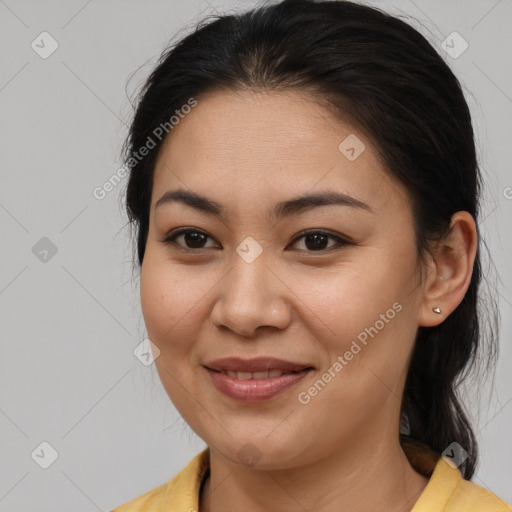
[{"left": 433, "top": 307, "right": 442, "bottom": 314}]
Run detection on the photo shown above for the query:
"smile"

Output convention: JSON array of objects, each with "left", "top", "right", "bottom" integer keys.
[{"left": 205, "top": 367, "right": 313, "bottom": 402}]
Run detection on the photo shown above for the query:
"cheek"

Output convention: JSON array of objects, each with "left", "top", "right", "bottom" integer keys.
[
  {"left": 139, "top": 255, "right": 210, "bottom": 419},
  {"left": 139, "top": 255, "right": 208, "bottom": 353},
  {"left": 289, "top": 260, "right": 403, "bottom": 345},
  {"left": 289, "top": 254, "right": 417, "bottom": 391}
]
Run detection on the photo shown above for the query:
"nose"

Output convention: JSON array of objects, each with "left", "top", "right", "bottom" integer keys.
[{"left": 210, "top": 253, "right": 292, "bottom": 338}]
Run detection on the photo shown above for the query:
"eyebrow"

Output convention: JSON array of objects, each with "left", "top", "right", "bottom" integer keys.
[{"left": 155, "top": 188, "right": 373, "bottom": 219}]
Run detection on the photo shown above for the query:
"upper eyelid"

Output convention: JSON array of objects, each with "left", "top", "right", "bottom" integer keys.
[
  {"left": 162, "top": 227, "right": 351, "bottom": 248},
  {"left": 161, "top": 228, "right": 216, "bottom": 246}
]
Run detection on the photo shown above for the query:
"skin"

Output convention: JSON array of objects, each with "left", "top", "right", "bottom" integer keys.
[{"left": 139, "top": 89, "right": 477, "bottom": 512}]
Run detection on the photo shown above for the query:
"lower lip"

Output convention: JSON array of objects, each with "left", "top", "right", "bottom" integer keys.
[{"left": 205, "top": 367, "right": 312, "bottom": 402}]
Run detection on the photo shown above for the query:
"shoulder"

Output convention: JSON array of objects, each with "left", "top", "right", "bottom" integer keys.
[
  {"left": 445, "top": 476, "right": 512, "bottom": 512},
  {"left": 412, "top": 455, "right": 511, "bottom": 511},
  {"left": 401, "top": 436, "right": 511, "bottom": 512},
  {"left": 110, "top": 479, "right": 173, "bottom": 512},
  {"left": 110, "top": 447, "right": 210, "bottom": 512}
]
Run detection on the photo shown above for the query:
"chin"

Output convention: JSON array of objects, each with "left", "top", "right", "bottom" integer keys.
[{"left": 210, "top": 435, "right": 305, "bottom": 470}]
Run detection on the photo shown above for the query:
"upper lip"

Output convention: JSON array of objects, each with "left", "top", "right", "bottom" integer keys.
[{"left": 204, "top": 357, "right": 314, "bottom": 373}]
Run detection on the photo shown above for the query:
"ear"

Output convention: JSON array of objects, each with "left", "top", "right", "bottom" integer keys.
[{"left": 418, "top": 211, "right": 478, "bottom": 327}]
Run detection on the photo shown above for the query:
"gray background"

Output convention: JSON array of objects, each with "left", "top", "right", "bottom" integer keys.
[{"left": 0, "top": 0, "right": 511, "bottom": 510}]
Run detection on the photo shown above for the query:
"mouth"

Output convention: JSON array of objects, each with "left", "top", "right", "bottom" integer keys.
[
  {"left": 206, "top": 368, "right": 313, "bottom": 380},
  {"left": 202, "top": 357, "right": 315, "bottom": 402},
  {"left": 203, "top": 356, "right": 315, "bottom": 375}
]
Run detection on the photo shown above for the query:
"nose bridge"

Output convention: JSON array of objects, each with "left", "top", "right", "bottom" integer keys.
[
  {"left": 227, "top": 240, "right": 274, "bottom": 305},
  {"left": 211, "top": 240, "right": 291, "bottom": 335}
]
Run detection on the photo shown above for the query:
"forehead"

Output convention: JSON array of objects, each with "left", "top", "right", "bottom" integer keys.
[{"left": 151, "top": 89, "right": 410, "bottom": 215}]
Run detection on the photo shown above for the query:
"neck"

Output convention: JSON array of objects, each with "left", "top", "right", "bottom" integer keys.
[{"left": 199, "top": 434, "right": 429, "bottom": 512}]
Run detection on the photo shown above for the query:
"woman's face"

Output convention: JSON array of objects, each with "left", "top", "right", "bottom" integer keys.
[{"left": 140, "top": 89, "right": 426, "bottom": 469}]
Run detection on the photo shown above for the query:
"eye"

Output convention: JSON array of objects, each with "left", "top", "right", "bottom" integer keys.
[
  {"left": 160, "top": 227, "right": 351, "bottom": 252},
  {"left": 287, "top": 229, "right": 351, "bottom": 252},
  {"left": 160, "top": 227, "right": 219, "bottom": 250}
]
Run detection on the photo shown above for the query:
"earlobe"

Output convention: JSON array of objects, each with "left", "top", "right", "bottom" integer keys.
[{"left": 418, "top": 211, "right": 477, "bottom": 327}]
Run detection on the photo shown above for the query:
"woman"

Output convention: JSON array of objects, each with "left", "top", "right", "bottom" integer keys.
[{"left": 112, "top": 0, "right": 511, "bottom": 510}]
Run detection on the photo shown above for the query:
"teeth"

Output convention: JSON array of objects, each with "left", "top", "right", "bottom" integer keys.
[{"left": 219, "top": 369, "right": 296, "bottom": 379}]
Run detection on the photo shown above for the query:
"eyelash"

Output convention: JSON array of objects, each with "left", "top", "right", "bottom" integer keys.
[{"left": 160, "top": 227, "right": 352, "bottom": 253}]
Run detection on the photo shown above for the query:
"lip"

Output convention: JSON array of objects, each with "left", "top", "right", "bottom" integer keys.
[
  {"left": 203, "top": 356, "right": 314, "bottom": 373},
  {"left": 205, "top": 366, "right": 313, "bottom": 402}
]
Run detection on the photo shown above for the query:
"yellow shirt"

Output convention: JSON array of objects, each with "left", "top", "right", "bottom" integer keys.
[{"left": 111, "top": 438, "right": 511, "bottom": 511}]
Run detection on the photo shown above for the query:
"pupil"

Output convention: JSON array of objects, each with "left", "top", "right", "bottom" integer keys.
[
  {"left": 305, "top": 234, "right": 327, "bottom": 250},
  {"left": 185, "top": 232, "right": 206, "bottom": 248}
]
